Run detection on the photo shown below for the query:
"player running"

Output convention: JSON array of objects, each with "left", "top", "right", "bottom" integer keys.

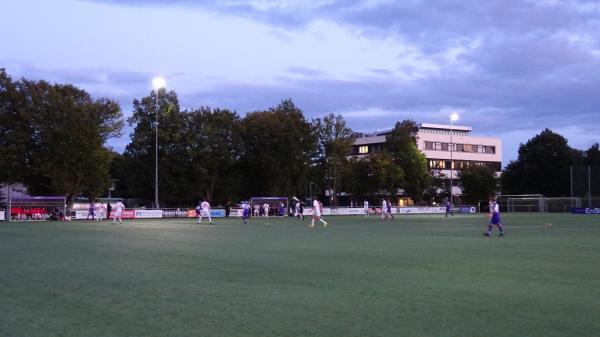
[
  {"left": 198, "top": 199, "right": 212, "bottom": 224},
  {"left": 483, "top": 196, "right": 504, "bottom": 238},
  {"left": 310, "top": 198, "right": 328, "bottom": 228}
]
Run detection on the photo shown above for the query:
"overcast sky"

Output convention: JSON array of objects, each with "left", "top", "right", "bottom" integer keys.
[{"left": 2, "top": 0, "right": 599, "bottom": 165}]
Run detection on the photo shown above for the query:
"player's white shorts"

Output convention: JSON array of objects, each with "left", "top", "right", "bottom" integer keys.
[
  {"left": 201, "top": 209, "right": 210, "bottom": 217},
  {"left": 313, "top": 211, "right": 321, "bottom": 217}
]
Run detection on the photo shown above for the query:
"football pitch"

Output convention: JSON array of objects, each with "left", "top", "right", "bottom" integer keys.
[{"left": 1, "top": 213, "right": 599, "bottom": 337}]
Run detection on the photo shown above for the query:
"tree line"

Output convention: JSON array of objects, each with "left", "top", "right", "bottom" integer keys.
[{"left": 2, "top": 69, "right": 598, "bottom": 209}]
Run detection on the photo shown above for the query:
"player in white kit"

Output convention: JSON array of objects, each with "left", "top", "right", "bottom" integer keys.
[
  {"left": 263, "top": 203, "right": 270, "bottom": 218},
  {"left": 112, "top": 201, "right": 125, "bottom": 224},
  {"left": 198, "top": 200, "right": 212, "bottom": 224},
  {"left": 310, "top": 198, "right": 328, "bottom": 228},
  {"left": 363, "top": 200, "right": 369, "bottom": 217},
  {"left": 94, "top": 202, "right": 105, "bottom": 221}
]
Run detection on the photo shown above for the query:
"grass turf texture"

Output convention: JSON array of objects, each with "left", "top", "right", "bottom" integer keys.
[{"left": 1, "top": 214, "right": 599, "bottom": 337}]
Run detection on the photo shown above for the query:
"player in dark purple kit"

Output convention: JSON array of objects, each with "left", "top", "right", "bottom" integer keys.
[{"left": 483, "top": 196, "right": 504, "bottom": 237}]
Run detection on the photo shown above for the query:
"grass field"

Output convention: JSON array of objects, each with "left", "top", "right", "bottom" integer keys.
[{"left": 1, "top": 213, "right": 599, "bottom": 337}]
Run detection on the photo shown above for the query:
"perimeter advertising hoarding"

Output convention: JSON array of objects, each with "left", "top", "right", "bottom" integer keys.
[
  {"left": 162, "top": 209, "right": 191, "bottom": 218},
  {"left": 74, "top": 209, "right": 136, "bottom": 219},
  {"left": 398, "top": 207, "right": 446, "bottom": 214},
  {"left": 0, "top": 211, "right": 5, "bottom": 220},
  {"left": 186, "top": 209, "right": 227, "bottom": 218},
  {"left": 571, "top": 208, "right": 600, "bottom": 214},
  {"left": 134, "top": 209, "right": 163, "bottom": 218},
  {"left": 229, "top": 208, "right": 243, "bottom": 217}
]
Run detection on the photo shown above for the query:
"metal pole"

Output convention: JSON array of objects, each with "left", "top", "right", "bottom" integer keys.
[
  {"left": 589, "top": 165, "right": 592, "bottom": 208},
  {"left": 570, "top": 166, "right": 573, "bottom": 208},
  {"left": 7, "top": 183, "right": 11, "bottom": 221},
  {"left": 155, "top": 90, "right": 159, "bottom": 209},
  {"left": 450, "top": 120, "right": 454, "bottom": 209}
]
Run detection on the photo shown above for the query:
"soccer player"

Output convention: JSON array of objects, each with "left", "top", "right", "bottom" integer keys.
[
  {"left": 445, "top": 200, "right": 453, "bottom": 217},
  {"left": 106, "top": 202, "right": 112, "bottom": 220},
  {"left": 198, "top": 199, "right": 212, "bottom": 224},
  {"left": 242, "top": 201, "right": 251, "bottom": 224},
  {"left": 386, "top": 198, "right": 395, "bottom": 220},
  {"left": 483, "top": 197, "right": 504, "bottom": 238},
  {"left": 94, "top": 202, "right": 104, "bottom": 221},
  {"left": 381, "top": 198, "right": 388, "bottom": 221},
  {"left": 363, "top": 200, "right": 369, "bottom": 217},
  {"left": 310, "top": 198, "right": 328, "bottom": 228},
  {"left": 112, "top": 201, "right": 125, "bottom": 224},
  {"left": 263, "top": 203, "right": 270, "bottom": 218},
  {"left": 87, "top": 201, "right": 95, "bottom": 220},
  {"left": 253, "top": 204, "right": 260, "bottom": 217}
]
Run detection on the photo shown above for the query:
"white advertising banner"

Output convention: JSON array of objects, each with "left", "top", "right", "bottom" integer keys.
[
  {"left": 134, "top": 209, "right": 163, "bottom": 218},
  {"left": 74, "top": 210, "right": 89, "bottom": 219},
  {"left": 229, "top": 208, "right": 243, "bottom": 217},
  {"left": 0, "top": 211, "right": 5, "bottom": 220},
  {"left": 397, "top": 207, "right": 446, "bottom": 214}
]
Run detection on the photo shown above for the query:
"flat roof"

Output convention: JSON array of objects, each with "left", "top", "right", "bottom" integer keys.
[{"left": 418, "top": 123, "right": 472, "bottom": 132}]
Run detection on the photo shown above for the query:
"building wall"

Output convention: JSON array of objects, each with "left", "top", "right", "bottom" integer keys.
[
  {"left": 417, "top": 132, "right": 502, "bottom": 177},
  {"left": 351, "top": 125, "right": 502, "bottom": 176}
]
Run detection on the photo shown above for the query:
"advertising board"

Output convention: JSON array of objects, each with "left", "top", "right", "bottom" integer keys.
[
  {"left": 398, "top": 207, "right": 446, "bottom": 214},
  {"left": 571, "top": 207, "right": 600, "bottom": 214},
  {"left": 134, "top": 209, "right": 164, "bottom": 218},
  {"left": 162, "top": 209, "right": 191, "bottom": 218}
]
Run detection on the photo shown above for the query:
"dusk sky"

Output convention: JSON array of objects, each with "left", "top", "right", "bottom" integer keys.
[{"left": 2, "top": 0, "right": 599, "bottom": 166}]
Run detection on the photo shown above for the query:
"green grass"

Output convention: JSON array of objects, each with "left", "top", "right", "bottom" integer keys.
[{"left": 1, "top": 213, "right": 599, "bottom": 337}]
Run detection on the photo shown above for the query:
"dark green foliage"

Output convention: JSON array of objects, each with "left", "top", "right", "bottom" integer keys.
[
  {"left": 0, "top": 69, "right": 123, "bottom": 207},
  {"left": 501, "top": 129, "right": 584, "bottom": 196},
  {"left": 458, "top": 165, "right": 498, "bottom": 204},
  {"left": 385, "top": 120, "right": 432, "bottom": 202},
  {"left": 237, "top": 99, "right": 317, "bottom": 198},
  {"left": 343, "top": 153, "right": 404, "bottom": 202},
  {"left": 314, "top": 113, "right": 354, "bottom": 206}
]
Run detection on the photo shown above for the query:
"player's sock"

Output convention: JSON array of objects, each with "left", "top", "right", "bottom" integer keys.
[
  {"left": 310, "top": 219, "right": 315, "bottom": 227},
  {"left": 320, "top": 219, "right": 327, "bottom": 227}
]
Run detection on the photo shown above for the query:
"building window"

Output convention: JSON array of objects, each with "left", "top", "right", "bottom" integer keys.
[{"left": 358, "top": 146, "right": 369, "bottom": 154}]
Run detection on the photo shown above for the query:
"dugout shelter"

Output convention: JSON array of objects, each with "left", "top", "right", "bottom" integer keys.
[{"left": 8, "top": 196, "right": 67, "bottom": 221}]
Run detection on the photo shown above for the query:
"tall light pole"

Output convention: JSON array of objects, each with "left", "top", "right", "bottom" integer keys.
[
  {"left": 449, "top": 113, "right": 459, "bottom": 209},
  {"left": 152, "top": 77, "right": 166, "bottom": 209}
]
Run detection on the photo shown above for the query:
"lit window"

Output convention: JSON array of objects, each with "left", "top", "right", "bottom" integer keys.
[{"left": 359, "top": 146, "right": 369, "bottom": 154}]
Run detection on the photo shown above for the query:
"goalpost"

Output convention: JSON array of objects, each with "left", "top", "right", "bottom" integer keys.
[{"left": 499, "top": 194, "right": 581, "bottom": 213}]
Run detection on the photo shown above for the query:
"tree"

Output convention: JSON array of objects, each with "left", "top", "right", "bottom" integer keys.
[
  {"left": 585, "top": 143, "right": 600, "bottom": 166},
  {"left": 385, "top": 120, "right": 432, "bottom": 203},
  {"left": 314, "top": 114, "right": 354, "bottom": 206},
  {"left": 121, "top": 89, "right": 195, "bottom": 207},
  {"left": 342, "top": 153, "right": 404, "bottom": 202},
  {"left": 458, "top": 166, "right": 498, "bottom": 205},
  {"left": 0, "top": 69, "right": 28, "bottom": 184},
  {"left": 238, "top": 99, "right": 317, "bottom": 198},
  {"left": 0, "top": 71, "right": 123, "bottom": 208},
  {"left": 501, "top": 129, "right": 582, "bottom": 196},
  {"left": 187, "top": 107, "right": 241, "bottom": 203}
]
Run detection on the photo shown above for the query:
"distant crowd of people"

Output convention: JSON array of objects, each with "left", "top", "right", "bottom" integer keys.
[{"left": 10, "top": 207, "right": 65, "bottom": 221}]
